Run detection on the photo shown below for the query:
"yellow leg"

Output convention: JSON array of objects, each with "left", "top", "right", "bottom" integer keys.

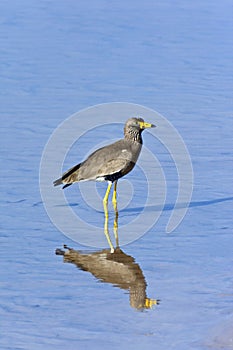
[
  {"left": 103, "top": 182, "right": 114, "bottom": 253},
  {"left": 112, "top": 181, "right": 117, "bottom": 209},
  {"left": 112, "top": 181, "right": 119, "bottom": 247},
  {"left": 103, "top": 182, "right": 112, "bottom": 216}
]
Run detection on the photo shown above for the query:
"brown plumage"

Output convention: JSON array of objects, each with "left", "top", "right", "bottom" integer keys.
[{"left": 56, "top": 245, "right": 159, "bottom": 309}]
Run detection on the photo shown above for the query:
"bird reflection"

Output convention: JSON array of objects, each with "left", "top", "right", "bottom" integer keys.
[{"left": 56, "top": 245, "right": 159, "bottom": 310}]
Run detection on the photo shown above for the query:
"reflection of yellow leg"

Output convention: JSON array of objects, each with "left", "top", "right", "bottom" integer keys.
[
  {"left": 103, "top": 182, "right": 114, "bottom": 253},
  {"left": 113, "top": 210, "right": 119, "bottom": 247},
  {"left": 112, "top": 181, "right": 119, "bottom": 247},
  {"left": 104, "top": 216, "right": 114, "bottom": 253}
]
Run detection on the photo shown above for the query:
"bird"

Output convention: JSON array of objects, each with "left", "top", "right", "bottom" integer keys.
[
  {"left": 53, "top": 117, "right": 155, "bottom": 195},
  {"left": 53, "top": 117, "right": 155, "bottom": 251}
]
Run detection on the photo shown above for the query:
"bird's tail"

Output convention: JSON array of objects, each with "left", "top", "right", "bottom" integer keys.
[
  {"left": 53, "top": 177, "right": 63, "bottom": 186},
  {"left": 53, "top": 162, "right": 82, "bottom": 189},
  {"left": 53, "top": 177, "right": 72, "bottom": 189}
]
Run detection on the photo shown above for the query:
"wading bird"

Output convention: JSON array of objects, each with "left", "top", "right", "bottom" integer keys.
[{"left": 53, "top": 117, "right": 155, "bottom": 251}]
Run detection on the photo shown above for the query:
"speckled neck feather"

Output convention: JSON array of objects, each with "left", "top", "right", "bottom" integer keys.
[{"left": 124, "top": 126, "right": 142, "bottom": 143}]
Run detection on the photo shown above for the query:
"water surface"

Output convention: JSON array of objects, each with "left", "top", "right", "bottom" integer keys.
[{"left": 1, "top": 0, "right": 232, "bottom": 349}]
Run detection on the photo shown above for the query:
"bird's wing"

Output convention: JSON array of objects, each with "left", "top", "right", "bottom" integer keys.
[
  {"left": 78, "top": 141, "right": 134, "bottom": 180},
  {"left": 97, "top": 155, "right": 131, "bottom": 177},
  {"left": 56, "top": 139, "right": 141, "bottom": 184}
]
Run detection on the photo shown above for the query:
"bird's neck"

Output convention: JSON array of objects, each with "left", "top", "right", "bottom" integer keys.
[{"left": 125, "top": 130, "right": 143, "bottom": 144}]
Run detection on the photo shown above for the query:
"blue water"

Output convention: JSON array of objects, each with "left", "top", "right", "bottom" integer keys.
[{"left": 1, "top": 0, "right": 233, "bottom": 349}]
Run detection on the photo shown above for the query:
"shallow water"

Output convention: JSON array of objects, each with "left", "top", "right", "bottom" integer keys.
[{"left": 1, "top": 0, "right": 233, "bottom": 349}]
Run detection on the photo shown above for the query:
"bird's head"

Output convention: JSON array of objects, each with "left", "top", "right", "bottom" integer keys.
[
  {"left": 125, "top": 117, "right": 156, "bottom": 132},
  {"left": 124, "top": 117, "right": 156, "bottom": 142}
]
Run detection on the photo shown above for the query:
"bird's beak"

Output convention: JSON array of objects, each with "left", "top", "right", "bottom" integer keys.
[
  {"left": 144, "top": 298, "right": 159, "bottom": 309},
  {"left": 139, "top": 121, "right": 156, "bottom": 129}
]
